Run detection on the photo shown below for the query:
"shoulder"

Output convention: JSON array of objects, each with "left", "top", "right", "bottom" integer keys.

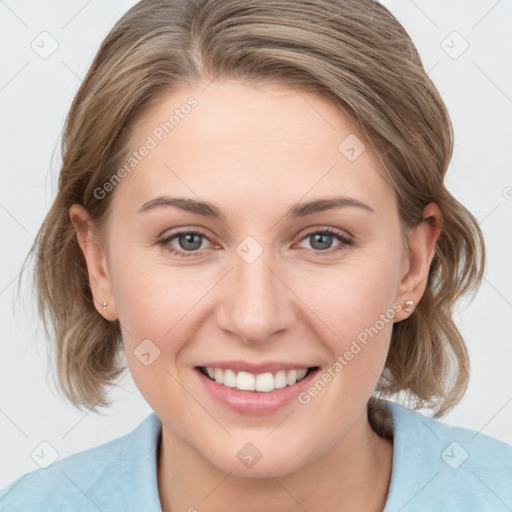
[
  {"left": 382, "top": 400, "right": 512, "bottom": 511},
  {"left": 0, "top": 413, "right": 162, "bottom": 512}
]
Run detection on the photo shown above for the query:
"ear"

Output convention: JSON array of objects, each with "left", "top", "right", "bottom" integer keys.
[
  {"left": 69, "top": 204, "right": 118, "bottom": 321},
  {"left": 394, "top": 202, "right": 442, "bottom": 322}
]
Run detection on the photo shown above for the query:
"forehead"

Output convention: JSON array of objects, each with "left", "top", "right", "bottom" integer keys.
[{"left": 112, "top": 80, "right": 393, "bottom": 217}]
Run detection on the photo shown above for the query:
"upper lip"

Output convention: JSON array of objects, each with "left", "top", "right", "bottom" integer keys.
[{"left": 196, "top": 360, "right": 318, "bottom": 374}]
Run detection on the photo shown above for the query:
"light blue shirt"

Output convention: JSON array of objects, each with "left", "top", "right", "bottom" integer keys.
[{"left": 1, "top": 401, "right": 511, "bottom": 511}]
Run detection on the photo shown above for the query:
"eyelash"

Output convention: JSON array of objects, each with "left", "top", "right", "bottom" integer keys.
[{"left": 156, "top": 228, "right": 354, "bottom": 259}]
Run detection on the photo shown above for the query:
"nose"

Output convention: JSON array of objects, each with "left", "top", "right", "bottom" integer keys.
[{"left": 215, "top": 242, "right": 298, "bottom": 345}]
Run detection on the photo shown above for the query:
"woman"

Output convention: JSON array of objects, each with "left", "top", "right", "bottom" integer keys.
[{"left": 1, "top": 0, "right": 511, "bottom": 510}]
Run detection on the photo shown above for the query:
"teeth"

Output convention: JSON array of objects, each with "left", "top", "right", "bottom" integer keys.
[
  {"left": 274, "top": 370, "right": 287, "bottom": 389},
  {"left": 297, "top": 369, "right": 307, "bottom": 380},
  {"left": 237, "top": 371, "right": 255, "bottom": 391},
  {"left": 214, "top": 368, "right": 223, "bottom": 385},
  {"left": 223, "top": 369, "right": 237, "bottom": 388},
  {"left": 202, "top": 367, "right": 310, "bottom": 392},
  {"left": 286, "top": 369, "right": 297, "bottom": 385},
  {"left": 255, "top": 372, "right": 274, "bottom": 392}
]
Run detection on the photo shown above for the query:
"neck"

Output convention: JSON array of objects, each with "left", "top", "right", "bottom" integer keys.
[{"left": 157, "top": 407, "right": 393, "bottom": 512}]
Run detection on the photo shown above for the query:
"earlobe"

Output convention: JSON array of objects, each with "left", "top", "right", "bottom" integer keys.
[
  {"left": 394, "top": 203, "right": 442, "bottom": 322},
  {"left": 69, "top": 204, "right": 118, "bottom": 321}
]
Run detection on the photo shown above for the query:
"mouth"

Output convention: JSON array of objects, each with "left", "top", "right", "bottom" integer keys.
[
  {"left": 194, "top": 363, "right": 320, "bottom": 415},
  {"left": 197, "top": 366, "right": 318, "bottom": 392}
]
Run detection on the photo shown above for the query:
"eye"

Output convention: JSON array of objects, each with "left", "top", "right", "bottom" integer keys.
[
  {"left": 157, "top": 230, "right": 212, "bottom": 258},
  {"left": 297, "top": 228, "right": 353, "bottom": 254},
  {"left": 157, "top": 227, "right": 354, "bottom": 259}
]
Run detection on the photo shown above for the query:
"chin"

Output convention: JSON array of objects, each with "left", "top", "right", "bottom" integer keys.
[
  {"left": 221, "top": 453, "right": 307, "bottom": 479},
  {"left": 197, "top": 435, "right": 315, "bottom": 479}
]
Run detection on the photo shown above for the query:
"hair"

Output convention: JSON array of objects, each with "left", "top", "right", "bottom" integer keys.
[{"left": 20, "top": 0, "right": 485, "bottom": 419}]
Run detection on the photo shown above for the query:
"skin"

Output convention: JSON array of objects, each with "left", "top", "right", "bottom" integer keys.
[{"left": 70, "top": 80, "right": 441, "bottom": 511}]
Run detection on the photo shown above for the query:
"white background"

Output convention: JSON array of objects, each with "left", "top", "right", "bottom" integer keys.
[{"left": 1, "top": 0, "right": 511, "bottom": 488}]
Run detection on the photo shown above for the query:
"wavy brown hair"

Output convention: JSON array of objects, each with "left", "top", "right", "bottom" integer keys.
[{"left": 19, "top": 0, "right": 485, "bottom": 418}]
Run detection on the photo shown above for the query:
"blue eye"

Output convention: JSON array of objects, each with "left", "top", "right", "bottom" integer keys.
[
  {"left": 157, "top": 231, "right": 211, "bottom": 258},
  {"left": 298, "top": 228, "right": 353, "bottom": 254},
  {"left": 157, "top": 228, "right": 353, "bottom": 258}
]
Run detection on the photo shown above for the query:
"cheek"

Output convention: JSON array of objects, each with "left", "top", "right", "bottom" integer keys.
[
  {"left": 108, "top": 243, "right": 225, "bottom": 399},
  {"left": 109, "top": 241, "right": 209, "bottom": 341},
  {"left": 295, "top": 246, "right": 401, "bottom": 345},
  {"left": 109, "top": 255, "right": 207, "bottom": 411},
  {"left": 290, "top": 243, "right": 401, "bottom": 399}
]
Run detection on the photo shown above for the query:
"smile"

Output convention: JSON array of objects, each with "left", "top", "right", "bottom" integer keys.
[
  {"left": 195, "top": 361, "right": 321, "bottom": 415},
  {"left": 198, "top": 366, "right": 312, "bottom": 392}
]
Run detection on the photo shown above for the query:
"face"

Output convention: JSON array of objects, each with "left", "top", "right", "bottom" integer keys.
[{"left": 75, "top": 80, "right": 431, "bottom": 478}]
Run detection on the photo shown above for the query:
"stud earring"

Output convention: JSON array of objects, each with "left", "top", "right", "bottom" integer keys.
[
  {"left": 403, "top": 300, "right": 414, "bottom": 313},
  {"left": 102, "top": 302, "right": 108, "bottom": 311}
]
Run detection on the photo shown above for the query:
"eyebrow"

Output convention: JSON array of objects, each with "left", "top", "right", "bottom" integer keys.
[{"left": 137, "top": 195, "right": 375, "bottom": 219}]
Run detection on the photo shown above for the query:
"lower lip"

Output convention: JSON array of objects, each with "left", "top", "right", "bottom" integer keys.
[{"left": 195, "top": 368, "right": 319, "bottom": 415}]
